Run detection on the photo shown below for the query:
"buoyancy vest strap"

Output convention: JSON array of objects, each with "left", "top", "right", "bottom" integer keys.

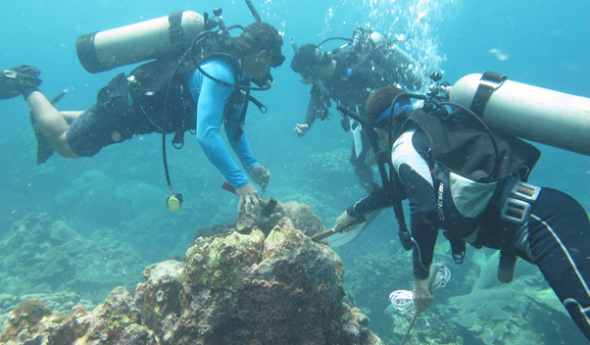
[
  {"left": 172, "top": 130, "right": 184, "bottom": 148},
  {"left": 247, "top": 94, "right": 267, "bottom": 113},
  {"left": 232, "top": 91, "right": 267, "bottom": 141},
  {"left": 168, "top": 10, "right": 186, "bottom": 50},
  {"left": 470, "top": 71, "right": 507, "bottom": 118},
  {"left": 498, "top": 178, "right": 541, "bottom": 283},
  {"left": 391, "top": 168, "right": 413, "bottom": 251},
  {"left": 444, "top": 230, "right": 466, "bottom": 264}
]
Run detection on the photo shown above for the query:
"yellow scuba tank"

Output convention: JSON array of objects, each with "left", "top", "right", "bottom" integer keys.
[
  {"left": 76, "top": 11, "right": 205, "bottom": 73},
  {"left": 448, "top": 73, "right": 590, "bottom": 157}
]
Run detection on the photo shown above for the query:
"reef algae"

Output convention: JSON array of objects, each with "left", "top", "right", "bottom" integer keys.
[{"left": 1, "top": 206, "right": 383, "bottom": 344}]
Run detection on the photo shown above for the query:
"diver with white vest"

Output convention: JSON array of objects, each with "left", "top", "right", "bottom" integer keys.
[{"left": 330, "top": 76, "right": 590, "bottom": 339}]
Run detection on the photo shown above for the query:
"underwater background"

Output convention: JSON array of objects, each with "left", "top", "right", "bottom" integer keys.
[{"left": 0, "top": 0, "right": 589, "bottom": 343}]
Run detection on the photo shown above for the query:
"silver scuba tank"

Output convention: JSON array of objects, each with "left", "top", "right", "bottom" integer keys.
[
  {"left": 367, "top": 30, "right": 426, "bottom": 91},
  {"left": 76, "top": 11, "right": 205, "bottom": 73},
  {"left": 447, "top": 73, "right": 590, "bottom": 156}
]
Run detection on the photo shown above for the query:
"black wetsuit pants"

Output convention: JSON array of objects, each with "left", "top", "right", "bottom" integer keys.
[
  {"left": 527, "top": 188, "right": 590, "bottom": 339},
  {"left": 477, "top": 187, "right": 590, "bottom": 339}
]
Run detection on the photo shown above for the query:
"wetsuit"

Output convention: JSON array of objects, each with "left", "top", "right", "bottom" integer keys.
[
  {"left": 302, "top": 50, "right": 393, "bottom": 191},
  {"left": 188, "top": 58, "right": 259, "bottom": 189},
  {"left": 65, "top": 57, "right": 259, "bottom": 189},
  {"left": 346, "top": 125, "right": 590, "bottom": 340}
]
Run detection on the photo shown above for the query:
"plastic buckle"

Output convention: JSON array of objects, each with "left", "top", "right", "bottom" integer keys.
[
  {"left": 480, "top": 71, "right": 507, "bottom": 90},
  {"left": 501, "top": 198, "right": 531, "bottom": 225},
  {"left": 510, "top": 181, "right": 541, "bottom": 204}
]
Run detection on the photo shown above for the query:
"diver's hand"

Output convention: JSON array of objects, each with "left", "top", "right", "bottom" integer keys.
[
  {"left": 249, "top": 165, "right": 270, "bottom": 190},
  {"left": 236, "top": 182, "right": 260, "bottom": 215},
  {"left": 413, "top": 277, "right": 433, "bottom": 312},
  {"left": 333, "top": 210, "right": 356, "bottom": 233},
  {"left": 294, "top": 123, "right": 310, "bottom": 137}
]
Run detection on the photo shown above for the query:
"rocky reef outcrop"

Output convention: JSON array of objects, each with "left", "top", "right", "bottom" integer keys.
[
  {"left": 0, "top": 213, "right": 147, "bottom": 300},
  {"left": 0, "top": 203, "right": 384, "bottom": 345}
]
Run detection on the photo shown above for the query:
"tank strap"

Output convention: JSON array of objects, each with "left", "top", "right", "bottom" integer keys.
[
  {"left": 168, "top": 10, "right": 186, "bottom": 50},
  {"left": 443, "top": 230, "right": 466, "bottom": 264},
  {"left": 470, "top": 71, "right": 507, "bottom": 117},
  {"left": 498, "top": 177, "right": 541, "bottom": 283}
]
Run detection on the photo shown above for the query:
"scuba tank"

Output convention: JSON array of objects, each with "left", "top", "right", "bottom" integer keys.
[
  {"left": 310, "top": 27, "right": 427, "bottom": 92},
  {"left": 76, "top": 11, "right": 205, "bottom": 73},
  {"left": 447, "top": 73, "right": 590, "bottom": 156},
  {"left": 352, "top": 28, "right": 426, "bottom": 91}
]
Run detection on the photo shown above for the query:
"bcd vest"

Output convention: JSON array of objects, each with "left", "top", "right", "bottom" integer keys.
[
  {"left": 403, "top": 108, "right": 542, "bottom": 265},
  {"left": 127, "top": 38, "right": 246, "bottom": 145}
]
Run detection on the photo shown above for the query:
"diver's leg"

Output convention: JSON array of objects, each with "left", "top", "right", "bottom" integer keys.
[
  {"left": 526, "top": 187, "right": 590, "bottom": 340},
  {"left": 61, "top": 111, "right": 83, "bottom": 125},
  {"left": 27, "top": 91, "right": 79, "bottom": 158},
  {"left": 349, "top": 131, "right": 375, "bottom": 192}
]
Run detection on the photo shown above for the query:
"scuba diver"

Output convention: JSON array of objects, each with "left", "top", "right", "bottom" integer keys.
[
  {"left": 290, "top": 28, "right": 425, "bottom": 192},
  {"left": 0, "top": 14, "right": 285, "bottom": 217},
  {"left": 332, "top": 84, "right": 590, "bottom": 340}
]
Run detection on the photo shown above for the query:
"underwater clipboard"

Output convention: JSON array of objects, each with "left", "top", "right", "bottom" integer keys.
[{"left": 326, "top": 210, "right": 381, "bottom": 247}]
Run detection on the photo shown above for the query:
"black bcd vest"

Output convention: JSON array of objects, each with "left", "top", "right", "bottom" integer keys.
[
  {"left": 127, "top": 37, "right": 245, "bottom": 143},
  {"left": 405, "top": 108, "right": 541, "bottom": 183}
]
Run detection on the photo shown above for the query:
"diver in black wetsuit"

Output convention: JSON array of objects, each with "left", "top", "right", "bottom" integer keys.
[
  {"left": 333, "top": 86, "right": 590, "bottom": 340},
  {"left": 290, "top": 44, "right": 399, "bottom": 192}
]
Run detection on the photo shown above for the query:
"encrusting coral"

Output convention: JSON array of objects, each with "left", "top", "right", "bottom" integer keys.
[{"left": 0, "top": 201, "right": 383, "bottom": 345}]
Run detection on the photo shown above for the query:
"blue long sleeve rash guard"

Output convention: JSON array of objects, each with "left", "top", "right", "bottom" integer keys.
[{"left": 188, "top": 58, "right": 259, "bottom": 188}]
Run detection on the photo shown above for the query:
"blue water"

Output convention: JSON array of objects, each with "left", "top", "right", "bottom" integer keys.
[{"left": 1, "top": 0, "right": 589, "bottom": 343}]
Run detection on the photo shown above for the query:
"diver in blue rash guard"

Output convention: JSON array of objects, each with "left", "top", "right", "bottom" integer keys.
[
  {"left": 189, "top": 58, "right": 263, "bottom": 205},
  {"left": 334, "top": 86, "right": 590, "bottom": 340},
  {"left": 0, "top": 22, "right": 285, "bottom": 215}
]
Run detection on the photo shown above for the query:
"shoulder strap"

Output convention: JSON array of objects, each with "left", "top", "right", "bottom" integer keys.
[{"left": 168, "top": 10, "right": 187, "bottom": 51}]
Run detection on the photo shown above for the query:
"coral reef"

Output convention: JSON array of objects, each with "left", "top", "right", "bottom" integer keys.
[
  {"left": 0, "top": 287, "right": 158, "bottom": 345},
  {"left": 342, "top": 304, "right": 385, "bottom": 345},
  {"left": 0, "top": 213, "right": 147, "bottom": 300},
  {"left": 344, "top": 242, "right": 415, "bottom": 339},
  {"left": 1, "top": 205, "right": 384, "bottom": 344},
  {"left": 0, "top": 292, "right": 95, "bottom": 326},
  {"left": 386, "top": 272, "right": 588, "bottom": 345},
  {"left": 161, "top": 216, "right": 350, "bottom": 344}
]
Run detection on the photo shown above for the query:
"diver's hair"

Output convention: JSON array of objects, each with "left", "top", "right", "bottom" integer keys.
[
  {"left": 366, "top": 86, "right": 407, "bottom": 125},
  {"left": 239, "top": 22, "right": 283, "bottom": 56},
  {"left": 290, "top": 44, "right": 332, "bottom": 73}
]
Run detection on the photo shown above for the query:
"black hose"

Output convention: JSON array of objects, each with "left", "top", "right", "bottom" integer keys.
[
  {"left": 318, "top": 37, "right": 353, "bottom": 47},
  {"left": 335, "top": 106, "right": 371, "bottom": 128},
  {"left": 245, "top": 0, "right": 262, "bottom": 22},
  {"left": 195, "top": 62, "right": 271, "bottom": 91},
  {"left": 439, "top": 101, "right": 501, "bottom": 182},
  {"left": 227, "top": 24, "right": 244, "bottom": 31}
]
